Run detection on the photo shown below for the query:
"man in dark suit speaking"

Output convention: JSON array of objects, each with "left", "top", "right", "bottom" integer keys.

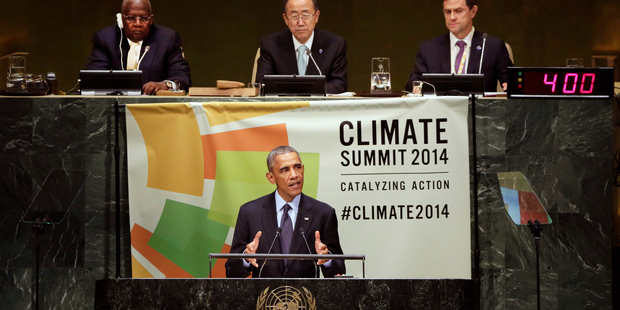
[
  {"left": 84, "top": 0, "right": 191, "bottom": 95},
  {"left": 405, "top": 0, "right": 513, "bottom": 93},
  {"left": 255, "top": 0, "right": 348, "bottom": 94},
  {"left": 226, "top": 146, "right": 345, "bottom": 278}
]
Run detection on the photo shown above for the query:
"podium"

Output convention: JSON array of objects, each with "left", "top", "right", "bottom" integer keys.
[
  {"left": 98, "top": 246, "right": 470, "bottom": 309},
  {"left": 95, "top": 278, "right": 473, "bottom": 309}
]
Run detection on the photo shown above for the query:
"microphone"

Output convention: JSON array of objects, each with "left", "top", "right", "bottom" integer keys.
[
  {"left": 478, "top": 33, "right": 488, "bottom": 74},
  {"left": 258, "top": 227, "right": 282, "bottom": 278},
  {"left": 299, "top": 228, "right": 318, "bottom": 278},
  {"left": 136, "top": 46, "right": 151, "bottom": 71},
  {"left": 306, "top": 50, "right": 323, "bottom": 76}
]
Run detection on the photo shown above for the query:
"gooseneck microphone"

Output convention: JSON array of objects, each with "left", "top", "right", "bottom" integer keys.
[
  {"left": 136, "top": 46, "right": 151, "bottom": 70},
  {"left": 478, "top": 33, "right": 488, "bottom": 74},
  {"left": 258, "top": 227, "right": 282, "bottom": 278},
  {"left": 299, "top": 228, "right": 318, "bottom": 278},
  {"left": 306, "top": 50, "right": 323, "bottom": 76}
]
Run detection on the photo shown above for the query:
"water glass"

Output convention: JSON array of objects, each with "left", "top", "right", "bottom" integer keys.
[
  {"left": 371, "top": 57, "right": 391, "bottom": 93},
  {"left": 566, "top": 58, "right": 583, "bottom": 67}
]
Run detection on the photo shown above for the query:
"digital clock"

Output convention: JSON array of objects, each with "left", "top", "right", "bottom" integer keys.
[{"left": 507, "top": 67, "right": 614, "bottom": 99}]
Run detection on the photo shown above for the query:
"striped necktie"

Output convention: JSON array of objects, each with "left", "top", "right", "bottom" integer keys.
[{"left": 126, "top": 41, "right": 140, "bottom": 70}]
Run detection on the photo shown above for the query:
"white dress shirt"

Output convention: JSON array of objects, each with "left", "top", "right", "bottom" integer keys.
[
  {"left": 292, "top": 32, "right": 315, "bottom": 69},
  {"left": 449, "top": 27, "right": 475, "bottom": 74}
]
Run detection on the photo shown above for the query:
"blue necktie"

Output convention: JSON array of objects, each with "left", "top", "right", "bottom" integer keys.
[
  {"left": 297, "top": 45, "right": 307, "bottom": 75},
  {"left": 280, "top": 204, "right": 293, "bottom": 267}
]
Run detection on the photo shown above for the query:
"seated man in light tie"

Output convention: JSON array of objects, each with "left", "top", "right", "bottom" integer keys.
[
  {"left": 84, "top": 0, "right": 191, "bottom": 95},
  {"left": 405, "top": 0, "right": 513, "bottom": 93},
  {"left": 255, "top": 0, "right": 348, "bottom": 94},
  {"left": 225, "top": 146, "right": 346, "bottom": 278}
]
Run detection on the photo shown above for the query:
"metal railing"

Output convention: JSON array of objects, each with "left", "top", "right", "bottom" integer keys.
[{"left": 208, "top": 253, "right": 366, "bottom": 278}]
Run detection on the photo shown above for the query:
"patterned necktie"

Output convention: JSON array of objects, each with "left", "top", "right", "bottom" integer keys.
[
  {"left": 297, "top": 45, "right": 307, "bottom": 76},
  {"left": 280, "top": 204, "right": 293, "bottom": 267},
  {"left": 126, "top": 41, "right": 140, "bottom": 70},
  {"left": 454, "top": 40, "right": 467, "bottom": 74}
]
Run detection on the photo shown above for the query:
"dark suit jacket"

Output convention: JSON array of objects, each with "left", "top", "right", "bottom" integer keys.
[
  {"left": 225, "top": 192, "right": 346, "bottom": 278},
  {"left": 255, "top": 28, "right": 348, "bottom": 94},
  {"left": 406, "top": 30, "right": 513, "bottom": 93},
  {"left": 84, "top": 24, "right": 191, "bottom": 90}
]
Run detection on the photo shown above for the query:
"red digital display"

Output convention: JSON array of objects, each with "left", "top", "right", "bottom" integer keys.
[
  {"left": 507, "top": 67, "right": 614, "bottom": 99},
  {"left": 525, "top": 72, "right": 597, "bottom": 95}
]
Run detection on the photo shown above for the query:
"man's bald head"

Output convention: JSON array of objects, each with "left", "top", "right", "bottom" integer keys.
[{"left": 122, "top": 0, "right": 152, "bottom": 15}]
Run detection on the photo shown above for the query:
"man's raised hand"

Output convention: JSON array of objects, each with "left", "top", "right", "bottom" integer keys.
[
  {"left": 315, "top": 231, "right": 329, "bottom": 265},
  {"left": 245, "top": 231, "right": 262, "bottom": 267}
]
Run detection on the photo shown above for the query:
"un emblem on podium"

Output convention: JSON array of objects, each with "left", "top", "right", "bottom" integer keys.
[{"left": 256, "top": 286, "right": 316, "bottom": 310}]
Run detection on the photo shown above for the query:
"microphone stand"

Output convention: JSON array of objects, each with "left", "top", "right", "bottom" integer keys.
[
  {"left": 300, "top": 230, "right": 318, "bottom": 278},
  {"left": 258, "top": 229, "right": 281, "bottom": 278},
  {"left": 306, "top": 50, "right": 323, "bottom": 76},
  {"left": 528, "top": 219, "right": 543, "bottom": 310},
  {"left": 478, "top": 33, "right": 488, "bottom": 74},
  {"left": 136, "top": 46, "right": 150, "bottom": 71},
  {"left": 33, "top": 217, "right": 47, "bottom": 310}
]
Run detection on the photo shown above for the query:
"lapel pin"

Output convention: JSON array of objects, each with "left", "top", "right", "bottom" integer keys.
[
  {"left": 319, "top": 49, "right": 323, "bottom": 54},
  {"left": 304, "top": 217, "right": 309, "bottom": 221},
  {"left": 477, "top": 46, "right": 482, "bottom": 50}
]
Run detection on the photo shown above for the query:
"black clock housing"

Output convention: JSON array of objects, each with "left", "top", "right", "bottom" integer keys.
[{"left": 507, "top": 67, "right": 614, "bottom": 99}]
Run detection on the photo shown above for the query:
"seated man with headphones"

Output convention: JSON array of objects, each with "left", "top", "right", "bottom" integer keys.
[{"left": 84, "top": 0, "right": 191, "bottom": 95}]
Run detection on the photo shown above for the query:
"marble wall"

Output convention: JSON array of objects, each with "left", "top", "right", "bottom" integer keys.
[
  {"left": 474, "top": 98, "right": 614, "bottom": 309},
  {"left": 0, "top": 96, "right": 613, "bottom": 309}
]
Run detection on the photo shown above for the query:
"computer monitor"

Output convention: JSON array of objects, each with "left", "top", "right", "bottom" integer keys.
[
  {"left": 79, "top": 70, "right": 143, "bottom": 96},
  {"left": 262, "top": 75, "right": 326, "bottom": 97},
  {"left": 421, "top": 73, "right": 485, "bottom": 96}
]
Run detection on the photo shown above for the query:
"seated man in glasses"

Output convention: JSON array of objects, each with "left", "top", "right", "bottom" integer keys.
[
  {"left": 84, "top": 0, "right": 191, "bottom": 95},
  {"left": 255, "top": 0, "right": 348, "bottom": 94}
]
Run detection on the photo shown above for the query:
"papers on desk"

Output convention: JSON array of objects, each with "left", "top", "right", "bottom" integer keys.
[
  {"left": 406, "top": 92, "right": 507, "bottom": 98},
  {"left": 327, "top": 92, "right": 357, "bottom": 97},
  {"left": 484, "top": 92, "right": 508, "bottom": 97}
]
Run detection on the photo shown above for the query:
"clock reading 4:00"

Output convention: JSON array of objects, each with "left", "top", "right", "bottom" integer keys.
[
  {"left": 543, "top": 73, "right": 595, "bottom": 94},
  {"left": 507, "top": 67, "right": 613, "bottom": 99}
]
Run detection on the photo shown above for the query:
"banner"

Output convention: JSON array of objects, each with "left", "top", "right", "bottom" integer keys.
[{"left": 126, "top": 97, "right": 471, "bottom": 279}]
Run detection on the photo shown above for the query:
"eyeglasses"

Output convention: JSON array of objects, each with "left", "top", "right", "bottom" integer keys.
[
  {"left": 286, "top": 11, "right": 317, "bottom": 21},
  {"left": 123, "top": 15, "right": 153, "bottom": 23}
]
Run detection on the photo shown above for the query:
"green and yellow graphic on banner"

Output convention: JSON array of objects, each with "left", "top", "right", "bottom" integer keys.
[{"left": 126, "top": 101, "right": 313, "bottom": 278}]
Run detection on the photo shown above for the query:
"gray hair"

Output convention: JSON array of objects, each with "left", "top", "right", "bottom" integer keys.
[
  {"left": 282, "top": 0, "right": 318, "bottom": 13},
  {"left": 267, "top": 146, "right": 301, "bottom": 172}
]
